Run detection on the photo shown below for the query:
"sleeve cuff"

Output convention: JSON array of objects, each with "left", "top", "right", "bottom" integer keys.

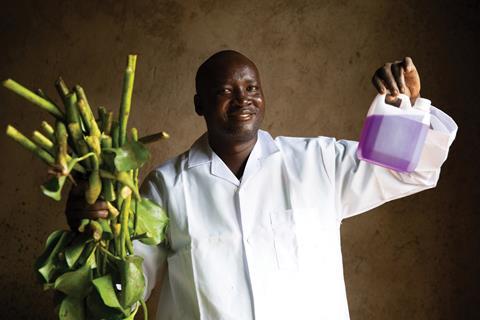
[{"left": 415, "top": 101, "right": 458, "bottom": 171}]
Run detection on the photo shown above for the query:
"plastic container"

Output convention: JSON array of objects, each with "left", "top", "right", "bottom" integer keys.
[{"left": 357, "top": 94, "right": 431, "bottom": 172}]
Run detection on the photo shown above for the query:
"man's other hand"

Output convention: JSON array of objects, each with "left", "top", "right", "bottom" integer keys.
[
  {"left": 371, "top": 57, "right": 421, "bottom": 105},
  {"left": 65, "top": 178, "right": 108, "bottom": 231}
]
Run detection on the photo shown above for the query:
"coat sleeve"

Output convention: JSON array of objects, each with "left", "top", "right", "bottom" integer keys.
[
  {"left": 133, "top": 169, "right": 169, "bottom": 300},
  {"left": 334, "top": 99, "right": 458, "bottom": 220}
]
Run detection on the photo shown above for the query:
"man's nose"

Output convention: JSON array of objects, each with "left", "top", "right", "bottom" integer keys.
[{"left": 234, "top": 89, "right": 250, "bottom": 105}]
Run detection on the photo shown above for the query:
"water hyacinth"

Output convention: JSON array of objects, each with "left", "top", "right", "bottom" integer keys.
[{"left": 3, "top": 54, "right": 169, "bottom": 320}]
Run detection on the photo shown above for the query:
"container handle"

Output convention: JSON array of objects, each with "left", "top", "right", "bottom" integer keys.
[
  {"left": 368, "top": 93, "right": 413, "bottom": 117},
  {"left": 375, "top": 93, "right": 412, "bottom": 110},
  {"left": 396, "top": 93, "right": 412, "bottom": 110}
]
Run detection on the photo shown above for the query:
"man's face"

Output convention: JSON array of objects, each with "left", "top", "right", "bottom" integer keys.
[{"left": 195, "top": 59, "right": 265, "bottom": 143}]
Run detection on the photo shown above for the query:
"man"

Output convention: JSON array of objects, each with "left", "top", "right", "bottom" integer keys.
[{"left": 67, "top": 50, "right": 457, "bottom": 319}]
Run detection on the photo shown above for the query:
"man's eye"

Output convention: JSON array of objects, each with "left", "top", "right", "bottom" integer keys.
[
  {"left": 247, "top": 85, "right": 258, "bottom": 92},
  {"left": 217, "top": 88, "right": 231, "bottom": 95}
]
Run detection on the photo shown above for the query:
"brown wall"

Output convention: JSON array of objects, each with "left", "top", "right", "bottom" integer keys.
[{"left": 0, "top": 0, "right": 478, "bottom": 319}]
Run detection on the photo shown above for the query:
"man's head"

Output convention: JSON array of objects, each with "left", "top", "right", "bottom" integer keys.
[{"left": 194, "top": 50, "right": 265, "bottom": 144}]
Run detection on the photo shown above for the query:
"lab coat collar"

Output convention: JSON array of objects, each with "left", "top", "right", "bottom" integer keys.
[
  {"left": 187, "top": 133, "right": 211, "bottom": 168},
  {"left": 187, "top": 130, "right": 280, "bottom": 169}
]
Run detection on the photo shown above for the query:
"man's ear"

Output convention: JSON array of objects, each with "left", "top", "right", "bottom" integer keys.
[{"left": 194, "top": 94, "right": 203, "bottom": 116}]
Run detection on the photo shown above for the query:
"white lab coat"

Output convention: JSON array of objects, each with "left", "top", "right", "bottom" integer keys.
[{"left": 134, "top": 98, "right": 457, "bottom": 320}]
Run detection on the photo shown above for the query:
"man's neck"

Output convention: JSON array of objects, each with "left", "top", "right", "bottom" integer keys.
[{"left": 208, "top": 133, "right": 258, "bottom": 179}]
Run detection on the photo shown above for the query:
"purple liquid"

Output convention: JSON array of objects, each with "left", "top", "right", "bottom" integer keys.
[{"left": 357, "top": 115, "right": 428, "bottom": 172}]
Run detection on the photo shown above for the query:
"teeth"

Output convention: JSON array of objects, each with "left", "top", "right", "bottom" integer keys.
[{"left": 230, "top": 113, "right": 253, "bottom": 120}]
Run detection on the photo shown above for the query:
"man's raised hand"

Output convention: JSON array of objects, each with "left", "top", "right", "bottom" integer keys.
[{"left": 371, "top": 57, "right": 421, "bottom": 105}]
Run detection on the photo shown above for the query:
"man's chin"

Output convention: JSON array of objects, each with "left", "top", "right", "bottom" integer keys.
[{"left": 225, "top": 125, "right": 259, "bottom": 142}]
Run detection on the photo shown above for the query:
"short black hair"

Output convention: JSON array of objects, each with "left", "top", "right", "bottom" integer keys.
[{"left": 195, "top": 50, "right": 255, "bottom": 94}]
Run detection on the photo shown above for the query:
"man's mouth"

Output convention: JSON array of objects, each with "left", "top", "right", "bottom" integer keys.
[{"left": 228, "top": 108, "right": 257, "bottom": 121}]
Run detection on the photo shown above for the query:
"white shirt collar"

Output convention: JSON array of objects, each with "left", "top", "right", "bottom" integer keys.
[
  {"left": 187, "top": 129, "right": 279, "bottom": 169},
  {"left": 187, "top": 130, "right": 280, "bottom": 185}
]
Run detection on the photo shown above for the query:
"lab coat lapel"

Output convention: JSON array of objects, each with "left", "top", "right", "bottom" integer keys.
[
  {"left": 187, "top": 130, "right": 280, "bottom": 186},
  {"left": 187, "top": 132, "right": 241, "bottom": 186},
  {"left": 241, "top": 130, "right": 280, "bottom": 185},
  {"left": 187, "top": 133, "right": 211, "bottom": 169},
  {"left": 211, "top": 152, "right": 240, "bottom": 186}
]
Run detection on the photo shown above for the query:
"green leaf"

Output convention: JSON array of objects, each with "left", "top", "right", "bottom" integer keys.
[
  {"left": 59, "top": 296, "right": 85, "bottom": 320},
  {"left": 91, "top": 274, "right": 127, "bottom": 315},
  {"left": 109, "top": 140, "right": 150, "bottom": 172},
  {"left": 54, "top": 263, "right": 93, "bottom": 298},
  {"left": 117, "top": 255, "right": 145, "bottom": 308},
  {"left": 75, "top": 242, "right": 96, "bottom": 269},
  {"left": 41, "top": 175, "right": 68, "bottom": 201},
  {"left": 37, "top": 231, "right": 74, "bottom": 283},
  {"left": 123, "top": 302, "right": 139, "bottom": 320},
  {"left": 101, "top": 151, "right": 116, "bottom": 172},
  {"left": 35, "top": 230, "right": 64, "bottom": 270},
  {"left": 116, "top": 171, "right": 140, "bottom": 200},
  {"left": 134, "top": 198, "right": 168, "bottom": 246},
  {"left": 65, "top": 235, "right": 88, "bottom": 268},
  {"left": 86, "top": 290, "right": 124, "bottom": 320},
  {"left": 99, "top": 219, "right": 113, "bottom": 240},
  {"left": 41, "top": 153, "right": 94, "bottom": 201}
]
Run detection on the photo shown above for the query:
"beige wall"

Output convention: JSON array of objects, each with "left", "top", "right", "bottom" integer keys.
[{"left": 0, "top": 0, "right": 478, "bottom": 319}]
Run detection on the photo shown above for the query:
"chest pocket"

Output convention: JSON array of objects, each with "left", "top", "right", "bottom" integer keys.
[
  {"left": 270, "top": 209, "right": 298, "bottom": 270},
  {"left": 270, "top": 207, "right": 339, "bottom": 270}
]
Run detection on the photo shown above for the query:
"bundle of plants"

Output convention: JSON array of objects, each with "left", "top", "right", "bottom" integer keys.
[{"left": 3, "top": 54, "right": 169, "bottom": 319}]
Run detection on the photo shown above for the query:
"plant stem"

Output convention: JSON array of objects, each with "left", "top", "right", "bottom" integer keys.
[
  {"left": 111, "top": 121, "right": 119, "bottom": 148},
  {"left": 100, "top": 136, "right": 116, "bottom": 201},
  {"left": 131, "top": 127, "right": 138, "bottom": 141},
  {"left": 119, "top": 194, "right": 131, "bottom": 259},
  {"left": 86, "top": 155, "right": 102, "bottom": 204},
  {"left": 138, "top": 131, "right": 170, "bottom": 144},
  {"left": 40, "top": 121, "right": 55, "bottom": 141},
  {"left": 140, "top": 299, "right": 148, "bottom": 320},
  {"left": 104, "top": 112, "right": 113, "bottom": 135},
  {"left": 32, "top": 130, "right": 86, "bottom": 173},
  {"left": 7, "top": 125, "right": 55, "bottom": 166},
  {"left": 36, "top": 89, "right": 55, "bottom": 104},
  {"left": 126, "top": 225, "right": 134, "bottom": 255},
  {"left": 67, "top": 123, "right": 84, "bottom": 149},
  {"left": 74, "top": 85, "right": 101, "bottom": 134},
  {"left": 55, "top": 121, "right": 69, "bottom": 175},
  {"left": 131, "top": 128, "right": 140, "bottom": 236},
  {"left": 98, "top": 245, "right": 121, "bottom": 261},
  {"left": 77, "top": 98, "right": 101, "bottom": 137},
  {"left": 118, "top": 55, "right": 137, "bottom": 146},
  {"left": 98, "top": 106, "right": 107, "bottom": 130},
  {"left": 2, "top": 79, "right": 64, "bottom": 119},
  {"left": 32, "top": 131, "right": 55, "bottom": 155},
  {"left": 67, "top": 123, "right": 92, "bottom": 169},
  {"left": 55, "top": 76, "right": 70, "bottom": 102},
  {"left": 65, "top": 93, "right": 81, "bottom": 125}
]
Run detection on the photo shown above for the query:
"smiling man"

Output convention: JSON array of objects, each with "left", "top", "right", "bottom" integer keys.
[
  {"left": 193, "top": 51, "right": 265, "bottom": 178},
  {"left": 67, "top": 50, "right": 457, "bottom": 319}
]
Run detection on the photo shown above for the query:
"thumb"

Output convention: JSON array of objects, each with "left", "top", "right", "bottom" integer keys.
[{"left": 402, "top": 57, "right": 415, "bottom": 73}]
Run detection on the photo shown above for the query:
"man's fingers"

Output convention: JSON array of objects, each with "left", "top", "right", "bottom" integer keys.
[
  {"left": 372, "top": 74, "right": 387, "bottom": 94},
  {"left": 391, "top": 63, "right": 406, "bottom": 93},
  {"left": 372, "top": 57, "right": 420, "bottom": 101},
  {"left": 68, "top": 200, "right": 108, "bottom": 211},
  {"left": 69, "top": 209, "right": 109, "bottom": 219},
  {"left": 66, "top": 208, "right": 109, "bottom": 231},
  {"left": 378, "top": 64, "right": 400, "bottom": 95},
  {"left": 402, "top": 56, "right": 415, "bottom": 73}
]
